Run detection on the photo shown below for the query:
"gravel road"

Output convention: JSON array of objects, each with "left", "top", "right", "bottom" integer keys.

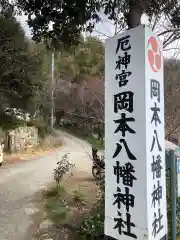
[{"left": 0, "top": 131, "right": 95, "bottom": 240}]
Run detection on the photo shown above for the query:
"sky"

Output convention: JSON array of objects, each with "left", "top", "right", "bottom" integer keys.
[{"left": 16, "top": 14, "right": 31, "bottom": 37}]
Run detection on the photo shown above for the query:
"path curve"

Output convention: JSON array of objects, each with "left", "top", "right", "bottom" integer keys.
[{"left": 0, "top": 130, "right": 95, "bottom": 240}]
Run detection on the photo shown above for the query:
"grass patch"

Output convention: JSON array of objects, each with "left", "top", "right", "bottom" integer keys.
[
  {"left": 44, "top": 186, "right": 69, "bottom": 224},
  {"left": 73, "top": 188, "right": 86, "bottom": 203},
  {"left": 36, "top": 170, "right": 99, "bottom": 240},
  {"left": 44, "top": 185, "right": 65, "bottom": 198},
  {"left": 86, "top": 135, "right": 104, "bottom": 150},
  {"left": 44, "top": 197, "right": 68, "bottom": 223}
]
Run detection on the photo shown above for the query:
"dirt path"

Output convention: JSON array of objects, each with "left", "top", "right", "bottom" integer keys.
[{"left": 0, "top": 130, "right": 97, "bottom": 240}]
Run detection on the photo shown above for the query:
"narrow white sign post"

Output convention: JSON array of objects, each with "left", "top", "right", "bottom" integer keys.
[
  {"left": 177, "top": 158, "right": 180, "bottom": 197},
  {"left": 105, "top": 25, "right": 167, "bottom": 240}
]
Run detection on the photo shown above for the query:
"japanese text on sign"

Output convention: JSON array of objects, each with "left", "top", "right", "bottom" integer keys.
[
  {"left": 112, "top": 35, "right": 137, "bottom": 239},
  {"left": 150, "top": 78, "right": 164, "bottom": 238}
]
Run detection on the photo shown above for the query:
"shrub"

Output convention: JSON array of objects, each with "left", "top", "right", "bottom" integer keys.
[
  {"left": 86, "top": 134, "right": 104, "bottom": 150},
  {"left": 78, "top": 178, "right": 105, "bottom": 237},
  {"left": 78, "top": 188, "right": 104, "bottom": 237},
  {"left": 43, "top": 154, "right": 76, "bottom": 226},
  {"left": 0, "top": 114, "right": 25, "bottom": 130},
  {"left": 53, "top": 153, "right": 75, "bottom": 186}
]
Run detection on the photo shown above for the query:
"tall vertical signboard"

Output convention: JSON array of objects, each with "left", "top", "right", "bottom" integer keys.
[{"left": 105, "top": 25, "right": 167, "bottom": 239}]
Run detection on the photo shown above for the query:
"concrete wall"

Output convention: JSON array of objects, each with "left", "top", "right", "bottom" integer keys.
[{"left": 6, "top": 126, "right": 39, "bottom": 153}]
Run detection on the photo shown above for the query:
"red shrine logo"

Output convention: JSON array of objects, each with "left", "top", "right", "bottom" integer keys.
[{"left": 148, "top": 36, "right": 161, "bottom": 72}]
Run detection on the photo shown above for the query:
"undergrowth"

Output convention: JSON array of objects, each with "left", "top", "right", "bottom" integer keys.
[
  {"left": 27, "top": 120, "right": 53, "bottom": 138},
  {"left": 86, "top": 135, "right": 104, "bottom": 150},
  {"left": 73, "top": 188, "right": 86, "bottom": 203},
  {"left": 43, "top": 154, "right": 75, "bottom": 225},
  {"left": 78, "top": 180, "right": 105, "bottom": 237},
  {"left": 44, "top": 185, "right": 69, "bottom": 224}
]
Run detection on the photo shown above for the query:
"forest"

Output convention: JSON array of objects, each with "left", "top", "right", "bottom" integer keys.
[{"left": 0, "top": 1, "right": 180, "bottom": 144}]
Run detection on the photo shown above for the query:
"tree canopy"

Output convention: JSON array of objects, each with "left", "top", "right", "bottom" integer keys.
[
  {"left": 7, "top": 0, "right": 180, "bottom": 48},
  {"left": 0, "top": 9, "right": 43, "bottom": 113},
  {"left": 55, "top": 37, "right": 104, "bottom": 82}
]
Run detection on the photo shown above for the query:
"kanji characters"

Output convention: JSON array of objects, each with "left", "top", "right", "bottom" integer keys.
[
  {"left": 151, "top": 79, "right": 160, "bottom": 102},
  {"left": 151, "top": 102, "right": 161, "bottom": 126},
  {"left": 113, "top": 139, "right": 136, "bottom": 160},
  {"left": 116, "top": 52, "right": 131, "bottom": 70},
  {"left": 111, "top": 34, "right": 139, "bottom": 239},
  {"left": 149, "top": 73, "right": 165, "bottom": 238},
  {"left": 151, "top": 180, "right": 162, "bottom": 208},
  {"left": 113, "top": 186, "right": 135, "bottom": 212},
  {"left": 152, "top": 208, "right": 164, "bottom": 237},
  {"left": 114, "top": 113, "right": 135, "bottom": 137},
  {"left": 114, "top": 91, "right": 134, "bottom": 113},
  {"left": 116, "top": 35, "right": 131, "bottom": 53},
  {"left": 114, "top": 212, "right": 137, "bottom": 239},
  {"left": 151, "top": 155, "right": 162, "bottom": 180},
  {"left": 114, "top": 161, "right": 137, "bottom": 187},
  {"left": 150, "top": 130, "right": 162, "bottom": 152},
  {"left": 115, "top": 70, "right": 132, "bottom": 87}
]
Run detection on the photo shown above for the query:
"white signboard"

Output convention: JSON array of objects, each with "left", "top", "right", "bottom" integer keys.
[
  {"left": 177, "top": 158, "right": 180, "bottom": 197},
  {"left": 105, "top": 25, "right": 167, "bottom": 240}
]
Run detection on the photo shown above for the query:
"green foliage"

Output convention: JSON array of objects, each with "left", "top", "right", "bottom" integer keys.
[
  {"left": 44, "top": 185, "right": 65, "bottom": 199},
  {"left": 0, "top": 9, "right": 44, "bottom": 115},
  {"left": 53, "top": 37, "right": 104, "bottom": 83},
  {"left": 73, "top": 188, "right": 86, "bottom": 203},
  {"left": 16, "top": 0, "right": 101, "bottom": 46},
  {"left": 86, "top": 135, "right": 104, "bottom": 150},
  {"left": 53, "top": 153, "right": 75, "bottom": 186},
  {"left": 14, "top": 0, "right": 180, "bottom": 47},
  {"left": 0, "top": 114, "right": 25, "bottom": 130},
  {"left": 44, "top": 185, "right": 69, "bottom": 224},
  {"left": 27, "top": 120, "right": 53, "bottom": 138},
  {"left": 79, "top": 212, "right": 104, "bottom": 237},
  {"left": 78, "top": 190, "right": 104, "bottom": 237}
]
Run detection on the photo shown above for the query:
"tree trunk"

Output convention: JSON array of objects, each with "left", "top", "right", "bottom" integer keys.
[{"left": 126, "top": 1, "right": 143, "bottom": 29}]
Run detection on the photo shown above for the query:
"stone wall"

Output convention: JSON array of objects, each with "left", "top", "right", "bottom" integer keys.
[{"left": 6, "top": 126, "right": 39, "bottom": 152}]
